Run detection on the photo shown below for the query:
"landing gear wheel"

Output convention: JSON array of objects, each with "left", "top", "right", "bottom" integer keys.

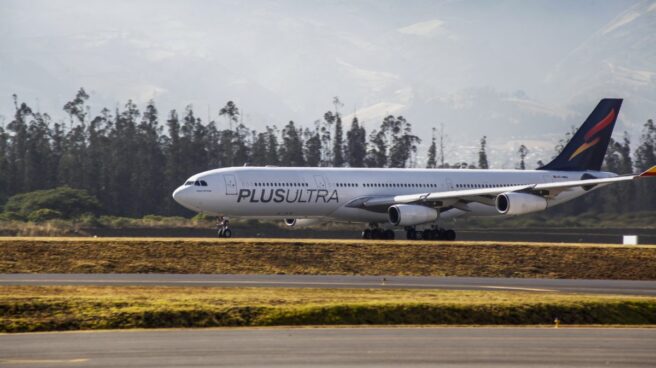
[
  {"left": 422, "top": 229, "right": 432, "bottom": 240},
  {"left": 362, "top": 229, "right": 372, "bottom": 240},
  {"left": 371, "top": 228, "right": 382, "bottom": 240},
  {"left": 406, "top": 228, "right": 417, "bottom": 240},
  {"left": 383, "top": 229, "right": 395, "bottom": 240},
  {"left": 444, "top": 229, "right": 456, "bottom": 241},
  {"left": 216, "top": 216, "right": 232, "bottom": 238}
]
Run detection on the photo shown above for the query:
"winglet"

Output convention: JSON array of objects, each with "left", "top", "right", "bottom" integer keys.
[{"left": 639, "top": 165, "right": 656, "bottom": 177}]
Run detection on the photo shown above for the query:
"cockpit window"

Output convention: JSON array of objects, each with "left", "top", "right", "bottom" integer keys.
[
  {"left": 192, "top": 180, "right": 208, "bottom": 187},
  {"left": 200, "top": 180, "right": 208, "bottom": 186},
  {"left": 185, "top": 181, "right": 194, "bottom": 186}
]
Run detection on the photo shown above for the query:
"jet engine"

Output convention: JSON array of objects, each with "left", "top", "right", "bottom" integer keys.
[
  {"left": 388, "top": 204, "right": 439, "bottom": 226},
  {"left": 284, "top": 218, "right": 321, "bottom": 227},
  {"left": 495, "top": 192, "right": 547, "bottom": 215}
]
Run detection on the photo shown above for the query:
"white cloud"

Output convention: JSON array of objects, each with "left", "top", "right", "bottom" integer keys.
[
  {"left": 601, "top": 10, "right": 642, "bottom": 35},
  {"left": 606, "top": 62, "right": 656, "bottom": 86},
  {"left": 503, "top": 97, "right": 575, "bottom": 119},
  {"left": 335, "top": 58, "right": 400, "bottom": 93},
  {"left": 343, "top": 102, "right": 406, "bottom": 126},
  {"left": 398, "top": 19, "right": 446, "bottom": 37}
]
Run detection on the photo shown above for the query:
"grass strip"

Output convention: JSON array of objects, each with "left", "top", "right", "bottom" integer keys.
[
  {"left": 1, "top": 286, "right": 655, "bottom": 333},
  {"left": 1, "top": 237, "right": 655, "bottom": 279}
]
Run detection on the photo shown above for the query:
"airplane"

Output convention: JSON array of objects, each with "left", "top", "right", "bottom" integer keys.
[{"left": 172, "top": 98, "right": 656, "bottom": 240}]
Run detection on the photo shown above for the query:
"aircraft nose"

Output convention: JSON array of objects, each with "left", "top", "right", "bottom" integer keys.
[{"left": 172, "top": 186, "right": 190, "bottom": 205}]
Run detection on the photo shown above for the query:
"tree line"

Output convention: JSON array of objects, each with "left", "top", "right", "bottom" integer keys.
[{"left": 0, "top": 88, "right": 654, "bottom": 218}]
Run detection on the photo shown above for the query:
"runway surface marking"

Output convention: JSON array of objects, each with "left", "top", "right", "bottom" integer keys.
[
  {"left": 1, "top": 327, "right": 654, "bottom": 367},
  {"left": 2, "top": 274, "right": 655, "bottom": 295}
]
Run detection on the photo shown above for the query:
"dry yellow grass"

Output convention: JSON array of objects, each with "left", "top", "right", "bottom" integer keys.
[
  {"left": 2, "top": 286, "right": 655, "bottom": 332},
  {"left": 1, "top": 237, "right": 655, "bottom": 279}
]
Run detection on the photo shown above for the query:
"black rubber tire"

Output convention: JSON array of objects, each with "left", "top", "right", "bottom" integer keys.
[
  {"left": 362, "top": 229, "right": 372, "bottom": 240},
  {"left": 406, "top": 229, "right": 416, "bottom": 240},
  {"left": 223, "top": 228, "right": 232, "bottom": 238},
  {"left": 445, "top": 229, "right": 456, "bottom": 241},
  {"left": 422, "top": 229, "right": 432, "bottom": 240},
  {"left": 384, "top": 229, "right": 395, "bottom": 240},
  {"left": 218, "top": 229, "right": 224, "bottom": 237},
  {"left": 372, "top": 229, "right": 382, "bottom": 240}
]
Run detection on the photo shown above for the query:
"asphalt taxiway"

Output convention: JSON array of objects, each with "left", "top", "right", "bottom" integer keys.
[
  {"left": 1, "top": 327, "right": 654, "bottom": 367},
  {"left": 2, "top": 273, "right": 656, "bottom": 295}
]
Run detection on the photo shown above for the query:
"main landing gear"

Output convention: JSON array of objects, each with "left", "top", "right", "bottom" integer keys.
[
  {"left": 361, "top": 224, "right": 456, "bottom": 241},
  {"left": 361, "top": 223, "right": 395, "bottom": 240},
  {"left": 405, "top": 225, "right": 456, "bottom": 241},
  {"left": 217, "top": 216, "right": 232, "bottom": 238}
]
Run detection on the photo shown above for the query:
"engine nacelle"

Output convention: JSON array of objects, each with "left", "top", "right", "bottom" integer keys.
[
  {"left": 495, "top": 192, "right": 547, "bottom": 215},
  {"left": 388, "top": 204, "right": 438, "bottom": 226},
  {"left": 284, "top": 218, "right": 321, "bottom": 227}
]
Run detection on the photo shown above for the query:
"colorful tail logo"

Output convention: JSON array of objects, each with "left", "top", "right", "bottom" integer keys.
[{"left": 569, "top": 109, "right": 616, "bottom": 161}]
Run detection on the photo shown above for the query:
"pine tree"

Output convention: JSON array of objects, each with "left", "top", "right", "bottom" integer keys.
[
  {"left": 63, "top": 88, "right": 89, "bottom": 126},
  {"left": 134, "top": 100, "right": 166, "bottom": 214},
  {"left": 345, "top": 117, "right": 366, "bottom": 167},
  {"left": 517, "top": 144, "right": 528, "bottom": 170},
  {"left": 164, "top": 109, "right": 189, "bottom": 214},
  {"left": 426, "top": 128, "right": 437, "bottom": 169},
  {"left": 331, "top": 96, "right": 344, "bottom": 167},
  {"left": 218, "top": 101, "right": 239, "bottom": 130},
  {"left": 388, "top": 116, "right": 420, "bottom": 168},
  {"left": 304, "top": 127, "right": 322, "bottom": 167},
  {"left": 437, "top": 124, "right": 447, "bottom": 168},
  {"left": 86, "top": 108, "right": 112, "bottom": 207},
  {"left": 478, "top": 136, "right": 489, "bottom": 169},
  {"left": 365, "top": 128, "right": 387, "bottom": 168},
  {"left": 332, "top": 112, "right": 344, "bottom": 167},
  {"left": 320, "top": 114, "right": 334, "bottom": 166},
  {"left": 250, "top": 131, "right": 269, "bottom": 166},
  {"left": 6, "top": 95, "right": 31, "bottom": 194},
  {"left": 279, "top": 121, "right": 305, "bottom": 166},
  {"left": 634, "top": 119, "right": 656, "bottom": 210},
  {"left": 232, "top": 123, "right": 251, "bottom": 166},
  {"left": 0, "top": 123, "right": 10, "bottom": 205}
]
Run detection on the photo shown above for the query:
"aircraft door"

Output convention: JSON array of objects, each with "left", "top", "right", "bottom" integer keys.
[
  {"left": 444, "top": 178, "right": 454, "bottom": 190},
  {"left": 314, "top": 175, "right": 327, "bottom": 189},
  {"left": 224, "top": 174, "right": 238, "bottom": 195}
]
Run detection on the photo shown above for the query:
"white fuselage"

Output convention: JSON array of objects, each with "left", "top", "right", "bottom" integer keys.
[{"left": 172, "top": 167, "right": 611, "bottom": 225}]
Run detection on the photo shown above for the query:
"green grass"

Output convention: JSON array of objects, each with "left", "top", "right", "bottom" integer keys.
[
  {"left": 2, "top": 237, "right": 655, "bottom": 279},
  {"left": 2, "top": 286, "right": 655, "bottom": 333}
]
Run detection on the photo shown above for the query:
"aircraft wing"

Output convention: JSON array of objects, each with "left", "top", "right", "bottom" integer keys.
[{"left": 354, "top": 165, "right": 656, "bottom": 210}]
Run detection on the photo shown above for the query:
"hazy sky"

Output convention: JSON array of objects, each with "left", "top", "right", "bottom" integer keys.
[{"left": 1, "top": 0, "right": 654, "bottom": 167}]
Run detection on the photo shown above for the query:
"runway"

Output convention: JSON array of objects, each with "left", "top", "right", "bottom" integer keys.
[
  {"left": 1, "top": 327, "right": 654, "bottom": 367},
  {"left": 2, "top": 273, "right": 656, "bottom": 295}
]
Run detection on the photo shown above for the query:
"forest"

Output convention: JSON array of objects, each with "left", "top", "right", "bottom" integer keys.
[{"left": 0, "top": 88, "right": 654, "bottom": 219}]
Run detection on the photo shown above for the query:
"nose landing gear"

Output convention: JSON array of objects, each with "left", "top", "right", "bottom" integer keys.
[
  {"left": 361, "top": 223, "right": 395, "bottom": 240},
  {"left": 217, "top": 216, "right": 232, "bottom": 238}
]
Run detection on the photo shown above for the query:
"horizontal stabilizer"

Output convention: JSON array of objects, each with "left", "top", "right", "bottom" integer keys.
[{"left": 639, "top": 165, "right": 656, "bottom": 177}]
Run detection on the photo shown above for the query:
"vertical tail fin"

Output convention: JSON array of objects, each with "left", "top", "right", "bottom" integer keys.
[{"left": 539, "top": 98, "right": 622, "bottom": 172}]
